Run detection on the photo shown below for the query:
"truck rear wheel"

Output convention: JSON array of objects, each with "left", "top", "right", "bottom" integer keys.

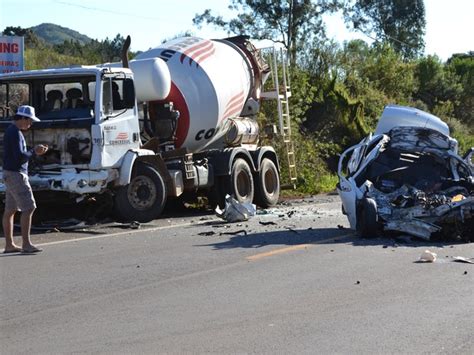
[
  {"left": 228, "top": 158, "right": 254, "bottom": 205},
  {"left": 255, "top": 158, "right": 280, "bottom": 208},
  {"left": 114, "top": 162, "right": 167, "bottom": 223}
]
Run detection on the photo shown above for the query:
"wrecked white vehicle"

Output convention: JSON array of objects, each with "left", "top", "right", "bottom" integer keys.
[{"left": 337, "top": 105, "right": 474, "bottom": 241}]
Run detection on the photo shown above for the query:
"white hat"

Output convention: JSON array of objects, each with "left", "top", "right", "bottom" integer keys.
[{"left": 16, "top": 105, "right": 40, "bottom": 122}]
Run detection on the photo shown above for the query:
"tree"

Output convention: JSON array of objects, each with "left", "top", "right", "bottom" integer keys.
[
  {"left": 344, "top": 0, "right": 426, "bottom": 59},
  {"left": 100, "top": 34, "right": 127, "bottom": 62},
  {"left": 414, "top": 55, "right": 462, "bottom": 111},
  {"left": 2, "top": 26, "right": 43, "bottom": 48},
  {"left": 447, "top": 52, "right": 474, "bottom": 126},
  {"left": 193, "top": 0, "right": 343, "bottom": 65}
]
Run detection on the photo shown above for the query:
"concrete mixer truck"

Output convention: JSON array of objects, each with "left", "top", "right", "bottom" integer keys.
[{"left": 0, "top": 35, "right": 295, "bottom": 222}]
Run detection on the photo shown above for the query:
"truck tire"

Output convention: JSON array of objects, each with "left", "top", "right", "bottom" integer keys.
[
  {"left": 255, "top": 158, "right": 280, "bottom": 208},
  {"left": 356, "top": 197, "right": 378, "bottom": 238},
  {"left": 114, "top": 162, "right": 167, "bottom": 223},
  {"left": 228, "top": 158, "right": 254, "bottom": 205}
]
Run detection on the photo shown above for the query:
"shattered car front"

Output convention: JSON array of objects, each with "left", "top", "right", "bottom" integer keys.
[{"left": 337, "top": 105, "right": 474, "bottom": 241}]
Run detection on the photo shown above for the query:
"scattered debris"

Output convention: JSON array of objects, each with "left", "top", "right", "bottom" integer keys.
[
  {"left": 130, "top": 221, "right": 140, "bottom": 229},
  {"left": 287, "top": 210, "right": 296, "bottom": 218},
  {"left": 418, "top": 250, "right": 438, "bottom": 263},
  {"left": 219, "top": 230, "right": 248, "bottom": 236},
  {"left": 215, "top": 195, "right": 256, "bottom": 222},
  {"left": 27, "top": 218, "right": 87, "bottom": 232},
  {"left": 451, "top": 256, "right": 474, "bottom": 264},
  {"left": 259, "top": 221, "right": 277, "bottom": 226},
  {"left": 198, "top": 231, "right": 216, "bottom": 236}
]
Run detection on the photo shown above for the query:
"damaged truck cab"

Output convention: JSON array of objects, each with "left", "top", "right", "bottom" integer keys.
[
  {"left": 337, "top": 105, "right": 474, "bottom": 241},
  {"left": 0, "top": 67, "right": 166, "bottom": 216}
]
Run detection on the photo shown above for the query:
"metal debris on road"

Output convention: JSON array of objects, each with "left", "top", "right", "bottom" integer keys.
[{"left": 451, "top": 256, "right": 474, "bottom": 264}]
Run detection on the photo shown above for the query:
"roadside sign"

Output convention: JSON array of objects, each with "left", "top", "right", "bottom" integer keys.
[{"left": 0, "top": 36, "right": 24, "bottom": 73}]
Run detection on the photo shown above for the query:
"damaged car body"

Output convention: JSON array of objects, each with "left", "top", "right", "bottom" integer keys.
[{"left": 337, "top": 105, "right": 474, "bottom": 241}]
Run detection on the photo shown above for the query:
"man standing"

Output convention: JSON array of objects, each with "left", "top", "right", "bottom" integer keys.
[{"left": 2, "top": 105, "right": 48, "bottom": 253}]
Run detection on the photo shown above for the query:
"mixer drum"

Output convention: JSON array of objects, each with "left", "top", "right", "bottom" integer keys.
[{"left": 136, "top": 36, "right": 255, "bottom": 152}]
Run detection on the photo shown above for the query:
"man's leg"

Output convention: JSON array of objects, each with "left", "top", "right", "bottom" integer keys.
[
  {"left": 20, "top": 208, "right": 41, "bottom": 252},
  {"left": 3, "top": 209, "right": 21, "bottom": 252}
]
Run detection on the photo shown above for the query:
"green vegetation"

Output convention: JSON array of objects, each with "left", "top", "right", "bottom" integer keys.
[
  {"left": 3, "top": 25, "right": 132, "bottom": 68},
  {"left": 31, "top": 23, "right": 92, "bottom": 46},
  {"left": 2, "top": 6, "right": 473, "bottom": 196}
]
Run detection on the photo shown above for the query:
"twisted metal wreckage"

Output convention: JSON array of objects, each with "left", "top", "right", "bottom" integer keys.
[{"left": 337, "top": 105, "right": 474, "bottom": 241}]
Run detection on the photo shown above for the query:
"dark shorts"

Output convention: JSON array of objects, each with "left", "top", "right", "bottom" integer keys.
[{"left": 3, "top": 170, "right": 36, "bottom": 212}]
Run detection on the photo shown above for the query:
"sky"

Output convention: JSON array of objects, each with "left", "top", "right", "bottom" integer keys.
[{"left": 0, "top": 0, "right": 472, "bottom": 61}]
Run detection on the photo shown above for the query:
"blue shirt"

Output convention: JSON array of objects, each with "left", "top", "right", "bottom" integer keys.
[{"left": 2, "top": 124, "right": 34, "bottom": 173}]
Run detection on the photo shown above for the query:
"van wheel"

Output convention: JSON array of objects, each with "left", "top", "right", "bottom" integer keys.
[
  {"left": 114, "top": 162, "right": 167, "bottom": 222},
  {"left": 356, "top": 197, "right": 378, "bottom": 237},
  {"left": 255, "top": 158, "right": 280, "bottom": 208}
]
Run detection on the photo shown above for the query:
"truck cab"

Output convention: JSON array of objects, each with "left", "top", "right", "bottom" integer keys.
[{"left": 0, "top": 66, "right": 140, "bottom": 194}]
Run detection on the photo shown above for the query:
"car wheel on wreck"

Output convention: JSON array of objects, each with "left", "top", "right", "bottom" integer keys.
[
  {"left": 114, "top": 161, "right": 167, "bottom": 223},
  {"left": 356, "top": 197, "right": 379, "bottom": 238}
]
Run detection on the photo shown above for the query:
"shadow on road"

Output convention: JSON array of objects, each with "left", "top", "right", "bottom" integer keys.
[
  {"left": 196, "top": 227, "right": 355, "bottom": 250},
  {"left": 196, "top": 226, "right": 466, "bottom": 250}
]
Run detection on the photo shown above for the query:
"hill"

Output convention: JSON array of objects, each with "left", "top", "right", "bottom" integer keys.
[{"left": 30, "top": 23, "right": 92, "bottom": 46}]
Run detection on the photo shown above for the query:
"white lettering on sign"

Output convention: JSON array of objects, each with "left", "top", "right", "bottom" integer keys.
[{"left": 0, "top": 36, "right": 24, "bottom": 72}]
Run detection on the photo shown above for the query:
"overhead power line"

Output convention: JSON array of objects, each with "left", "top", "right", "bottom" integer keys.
[{"left": 54, "top": 1, "right": 162, "bottom": 21}]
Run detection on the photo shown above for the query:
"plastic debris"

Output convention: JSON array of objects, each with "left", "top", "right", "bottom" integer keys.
[
  {"left": 418, "top": 250, "right": 437, "bottom": 262},
  {"left": 215, "top": 194, "right": 256, "bottom": 222}
]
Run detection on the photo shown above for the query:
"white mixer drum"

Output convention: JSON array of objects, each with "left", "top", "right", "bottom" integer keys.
[{"left": 136, "top": 37, "right": 254, "bottom": 152}]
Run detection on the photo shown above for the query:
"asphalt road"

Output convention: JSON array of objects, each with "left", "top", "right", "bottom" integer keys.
[{"left": 1, "top": 194, "right": 473, "bottom": 354}]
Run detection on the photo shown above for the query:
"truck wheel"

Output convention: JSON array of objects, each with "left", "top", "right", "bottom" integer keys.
[
  {"left": 114, "top": 162, "right": 167, "bottom": 223},
  {"left": 356, "top": 197, "right": 378, "bottom": 238},
  {"left": 228, "top": 158, "right": 254, "bottom": 205},
  {"left": 255, "top": 158, "right": 280, "bottom": 208}
]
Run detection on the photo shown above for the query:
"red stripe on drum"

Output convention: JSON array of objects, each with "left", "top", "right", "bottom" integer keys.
[
  {"left": 223, "top": 105, "right": 244, "bottom": 119},
  {"left": 225, "top": 92, "right": 245, "bottom": 106},
  {"left": 180, "top": 40, "right": 211, "bottom": 63},
  {"left": 194, "top": 47, "right": 215, "bottom": 65}
]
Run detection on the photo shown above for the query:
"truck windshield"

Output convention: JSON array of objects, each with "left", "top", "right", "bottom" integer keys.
[{"left": 39, "top": 79, "right": 94, "bottom": 120}]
